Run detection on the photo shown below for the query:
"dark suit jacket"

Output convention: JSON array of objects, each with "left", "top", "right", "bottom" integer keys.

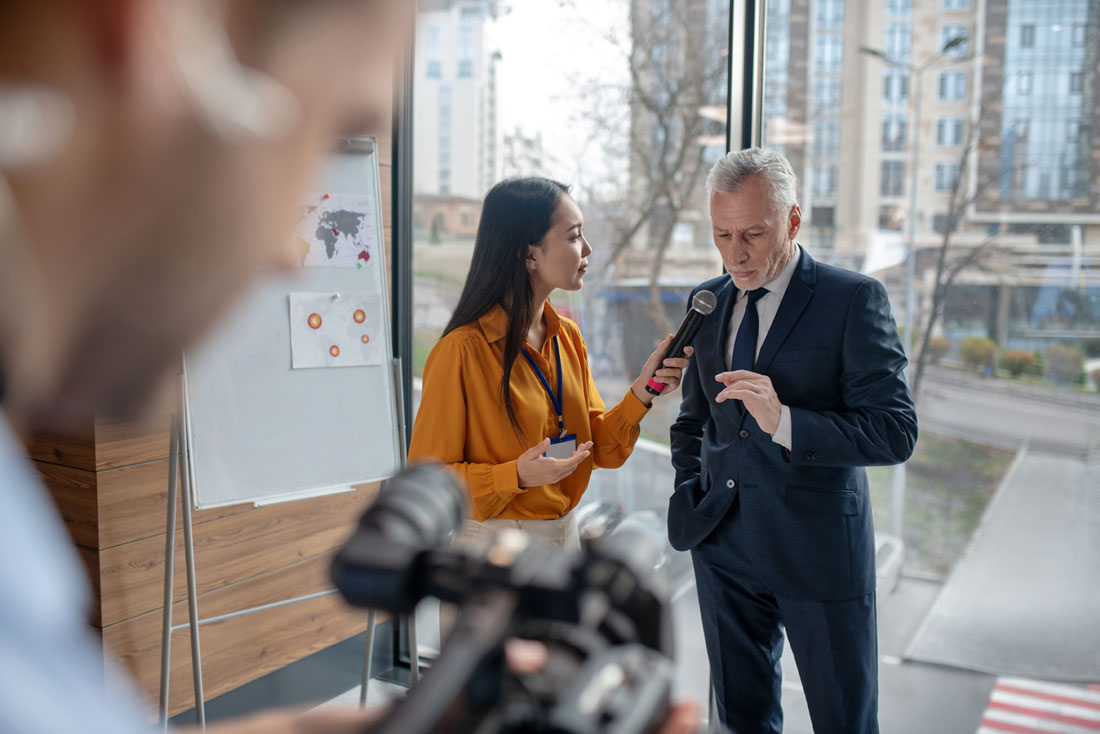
[{"left": 668, "top": 246, "right": 918, "bottom": 601}]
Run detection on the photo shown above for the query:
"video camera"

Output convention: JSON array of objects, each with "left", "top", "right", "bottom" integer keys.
[{"left": 332, "top": 463, "right": 676, "bottom": 733}]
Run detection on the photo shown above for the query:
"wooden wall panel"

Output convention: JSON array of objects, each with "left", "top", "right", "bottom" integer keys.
[
  {"left": 24, "top": 421, "right": 97, "bottom": 470},
  {"left": 94, "top": 415, "right": 172, "bottom": 471},
  {"left": 104, "top": 551, "right": 381, "bottom": 717},
  {"left": 97, "top": 485, "right": 377, "bottom": 627},
  {"left": 95, "top": 459, "right": 252, "bottom": 550},
  {"left": 37, "top": 461, "right": 100, "bottom": 549}
]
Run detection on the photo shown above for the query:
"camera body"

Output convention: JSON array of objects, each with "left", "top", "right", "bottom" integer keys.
[{"left": 332, "top": 464, "right": 675, "bottom": 733}]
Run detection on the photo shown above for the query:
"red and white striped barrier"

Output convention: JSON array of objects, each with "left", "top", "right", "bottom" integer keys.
[{"left": 978, "top": 677, "right": 1100, "bottom": 734}]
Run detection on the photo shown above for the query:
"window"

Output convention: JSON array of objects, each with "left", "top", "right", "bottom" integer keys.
[
  {"left": 937, "top": 118, "right": 964, "bottom": 146},
  {"left": 1072, "top": 23, "right": 1086, "bottom": 47},
  {"left": 886, "top": 23, "right": 912, "bottom": 62},
  {"left": 938, "top": 71, "right": 966, "bottom": 100},
  {"left": 1070, "top": 72, "right": 1083, "bottom": 95},
  {"left": 814, "top": 33, "right": 843, "bottom": 72},
  {"left": 885, "top": 69, "right": 909, "bottom": 106},
  {"left": 813, "top": 163, "right": 837, "bottom": 198},
  {"left": 756, "top": 7, "right": 1099, "bottom": 723},
  {"left": 1067, "top": 120, "right": 1089, "bottom": 143},
  {"left": 881, "top": 159, "right": 906, "bottom": 196},
  {"left": 458, "top": 22, "right": 474, "bottom": 78},
  {"left": 1017, "top": 71, "right": 1032, "bottom": 95},
  {"left": 941, "top": 25, "right": 969, "bottom": 56},
  {"left": 886, "top": 0, "right": 911, "bottom": 16},
  {"left": 879, "top": 204, "right": 904, "bottom": 230},
  {"left": 414, "top": 7, "right": 733, "bottom": 696},
  {"left": 812, "top": 120, "right": 840, "bottom": 156},
  {"left": 816, "top": 0, "right": 843, "bottom": 30},
  {"left": 935, "top": 162, "right": 959, "bottom": 191},
  {"left": 813, "top": 77, "right": 842, "bottom": 115},
  {"left": 1020, "top": 24, "right": 1035, "bottom": 49},
  {"left": 811, "top": 205, "right": 836, "bottom": 228},
  {"left": 426, "top": 25, "right": 442, "bottom": 79},
  {"left": 883, "top": 114, "right": 908, "bottom": 152}
]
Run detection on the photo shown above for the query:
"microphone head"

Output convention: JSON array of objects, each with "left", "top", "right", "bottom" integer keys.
[{"left": 691, "top": 290, "right": 717, "bottom": 316}]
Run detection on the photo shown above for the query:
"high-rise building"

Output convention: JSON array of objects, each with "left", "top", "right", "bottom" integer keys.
[
  {"left": 758, "top": 0, "right": 1099, "bottom": 351},
  {"left": 413, "top": 0, "right": 501, "bottom": 199}
]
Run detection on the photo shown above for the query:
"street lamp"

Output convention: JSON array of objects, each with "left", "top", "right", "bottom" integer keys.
[{"left": 860, "top": 34, "right": 968, "bottom": 541}]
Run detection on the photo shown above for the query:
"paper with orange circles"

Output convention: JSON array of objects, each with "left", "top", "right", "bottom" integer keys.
[{"left": 288, "top": 292, "right": 383, "bottom": 369}]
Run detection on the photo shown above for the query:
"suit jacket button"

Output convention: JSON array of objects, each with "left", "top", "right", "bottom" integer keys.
[
  {"left": 726, "top": 479, "right": 736, "bottom": 489},
  {"left": 738, "top": 429, "right": 750, "bottom": 440}
]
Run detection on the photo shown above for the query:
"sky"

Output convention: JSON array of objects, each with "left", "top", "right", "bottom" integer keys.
[{"left": 488, "top": 1, "right": 632, "bottom": 195}]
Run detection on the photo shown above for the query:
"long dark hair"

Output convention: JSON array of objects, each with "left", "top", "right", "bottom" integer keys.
[{"left": 443, "top": 177, "right": 572, "bottom": 434}]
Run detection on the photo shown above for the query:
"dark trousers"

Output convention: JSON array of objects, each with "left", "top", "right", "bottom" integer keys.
[{"left": 691, "top": 500, "right": 879, "bottom": 734}]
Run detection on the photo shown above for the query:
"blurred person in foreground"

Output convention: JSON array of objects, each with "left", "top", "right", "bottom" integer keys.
[
  {"left": 0, "top": 2, "right": 698, "bottom": 732},
  {"left": 668, "top": 148, "right": 917, "bottom": 733}
]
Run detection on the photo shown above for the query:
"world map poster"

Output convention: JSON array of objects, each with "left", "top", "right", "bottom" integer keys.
[
  {"left": 288, "top": 292, "right": 384, "bottom": 369},
  {"left": 296, "top": 193, "right": 376, "bottom": 269}
]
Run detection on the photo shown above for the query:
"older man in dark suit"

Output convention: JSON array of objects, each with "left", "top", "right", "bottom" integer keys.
[{"left": 669, "top": 148, "right": 918, "bottom": 733}]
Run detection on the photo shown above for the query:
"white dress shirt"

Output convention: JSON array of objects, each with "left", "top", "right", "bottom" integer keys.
[
  {"left": 0, "top": 414, "right": 151, "bottom": 733},
  {"left": 724, "top": 246, "right": 802, "bottom": 450}
]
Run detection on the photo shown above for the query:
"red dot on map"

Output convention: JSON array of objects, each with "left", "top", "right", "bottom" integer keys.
[
  {"left": 353, "top": 309, "right": 366, "bottom": 324},
  {"left": 330, "top": 345, "right": 341, "bottom": 357},
  {"left": 322, "top": 193, "right": 330, "bottom": 200},
  {"left": 331, "top": 227, "right": 340, "bottom": 236},
  {"left": 308, "top": 313, "right": 322, "bottom": 329},
  {"left": 361, "top": 334, "right": 370, "bottom": 344}
]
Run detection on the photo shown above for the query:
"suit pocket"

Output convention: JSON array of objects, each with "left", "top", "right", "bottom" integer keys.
[
  {"left": 784, "top": 485, "right": 860, "bottom": 515},
  {"left": 772, "top": 348, "right": 832, "bottom": 364}
]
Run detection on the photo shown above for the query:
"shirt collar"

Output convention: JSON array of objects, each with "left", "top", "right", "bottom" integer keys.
[
  {"left": 478, "top": 300, "right": 562, "bottom": 344},
  {"left": 741, "top": 244, "right": 802, "bottom": 300}
]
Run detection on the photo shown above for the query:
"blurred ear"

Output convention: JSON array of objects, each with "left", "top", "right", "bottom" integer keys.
[{"left": 526, "top": 244, "right": 541, "bottom": 271}]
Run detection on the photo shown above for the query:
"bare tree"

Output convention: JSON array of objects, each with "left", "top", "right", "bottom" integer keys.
[
  {"left": 562, "top": 0, "right": 728, "bottom": 338},
  {"left": 910, "top": 110, "right": 1024, "bottom": 397}
]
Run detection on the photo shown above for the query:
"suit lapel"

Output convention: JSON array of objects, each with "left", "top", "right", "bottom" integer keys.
[{"left": 754, "top": 246, "right": 818, "bottom": 375}]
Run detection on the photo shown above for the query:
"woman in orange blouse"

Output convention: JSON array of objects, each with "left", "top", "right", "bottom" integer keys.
[{"left": 409, "top": 177, "right": 692, "bottom": 550}]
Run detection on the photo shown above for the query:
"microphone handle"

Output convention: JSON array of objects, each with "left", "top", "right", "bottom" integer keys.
[{"left": 645, "top": 309, "right": 704, "bottom": 395}]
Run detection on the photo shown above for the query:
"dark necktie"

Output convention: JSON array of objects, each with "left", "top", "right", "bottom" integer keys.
[{"left": 731, "top": 288, "right": 768, "bottom": 373}]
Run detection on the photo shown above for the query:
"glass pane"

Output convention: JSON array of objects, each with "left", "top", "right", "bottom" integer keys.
[
  {"left": 410, "top": 0, "right": 730, "bottom": 701},
  {"left": 763, "top": 0, "right": 1099, "bottom": 729}
]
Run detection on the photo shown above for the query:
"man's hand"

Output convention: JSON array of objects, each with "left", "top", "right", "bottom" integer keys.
[{"left": 714, "top": 370, "right": 783, "bottom": 435}]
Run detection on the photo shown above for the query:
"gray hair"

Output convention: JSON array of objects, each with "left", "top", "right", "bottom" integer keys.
[{"left": 705, "top": 147, "right": 799, "bottom": 218}]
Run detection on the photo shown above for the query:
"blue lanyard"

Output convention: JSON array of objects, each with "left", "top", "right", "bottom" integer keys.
[{"left": 522, "top": 335, "right": 565, "bottom": 436}]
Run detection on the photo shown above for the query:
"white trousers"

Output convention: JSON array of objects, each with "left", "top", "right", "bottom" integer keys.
[{"left": 454, "top": 509, "right": 581, "bottom": 552}]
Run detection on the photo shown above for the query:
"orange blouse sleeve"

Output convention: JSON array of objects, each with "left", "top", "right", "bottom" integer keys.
[{"left": 407, "top": 334, "right": 524, "bottom": 521}]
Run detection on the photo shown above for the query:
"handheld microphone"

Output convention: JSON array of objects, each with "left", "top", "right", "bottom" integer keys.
[{"left": 645, "top": 289, "right": 716, "bottom": 395}]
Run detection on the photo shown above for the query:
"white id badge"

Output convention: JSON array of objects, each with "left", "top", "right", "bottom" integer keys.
[{"left": 545, "top": 434, "right": 578, "bottom": 459}]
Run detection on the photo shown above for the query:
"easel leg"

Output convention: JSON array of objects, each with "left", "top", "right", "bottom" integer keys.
[
  {"left": 178, "top": 416, "right": 206, "bottom": 727},
  {"left": 158, "top": 418, "right": 180, "bottom": 728},
  {"left": 360, "top": 609, "right": 377, "bottom": 708}
]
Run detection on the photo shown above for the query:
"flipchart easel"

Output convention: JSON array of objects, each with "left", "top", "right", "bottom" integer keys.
[{"left": 156, "top": 136, "right": 419, "bottom": 727}]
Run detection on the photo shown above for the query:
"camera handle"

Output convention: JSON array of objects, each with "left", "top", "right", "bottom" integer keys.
[{"left": 365, "top": 588, "right": 518, "bottom": 734}]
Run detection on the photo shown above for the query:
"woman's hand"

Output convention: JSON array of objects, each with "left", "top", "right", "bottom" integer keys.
[
  {"left": 631, "top": 334, "right": 694, "bottom": 406},
  {"left": 516, "top": 437, "right": 593, "bottom": 488}
]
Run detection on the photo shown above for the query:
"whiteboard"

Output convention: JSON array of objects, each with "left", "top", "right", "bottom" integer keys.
[{"left": 182, "top": 137, "right": 401, "bottom": 509}]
